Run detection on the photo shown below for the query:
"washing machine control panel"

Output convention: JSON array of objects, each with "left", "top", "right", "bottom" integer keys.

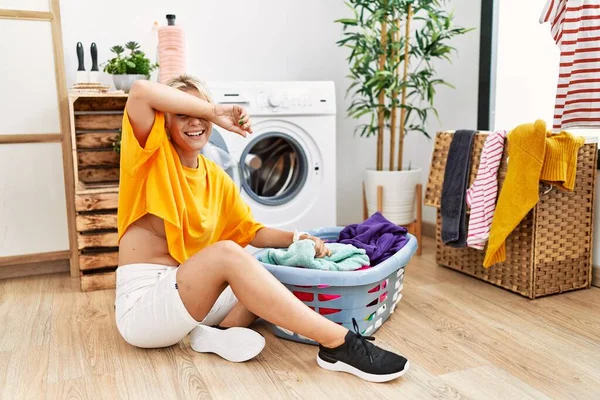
[
  {"left": 263, "top": 92, "right": 311, "bottom": 109},
  {"left": 208, "top": 82, "right": 337, "bottom": 115},
  {"left": 257, "top": 89, "right": 335, "bottom": 115},
  {"left": 267, "top": 93, "right": 283, "bottom": 107}
]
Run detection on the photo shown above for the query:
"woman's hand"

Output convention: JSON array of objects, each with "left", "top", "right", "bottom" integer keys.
[
  {"left": 213, "top": 104, "right": 253, "bottom": 138},
  {"left": 300, "top": 234, "right": 332, "bottom": 258},
  {"left": 249, "top": 228, "right": 332, "bottom": 258}
]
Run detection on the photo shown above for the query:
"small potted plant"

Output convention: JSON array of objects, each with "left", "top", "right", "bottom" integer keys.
[
  {"left": 103, "top": 41, "right": 158, "bottom": 93},
  {"left": 336, "top": 0, "right": 471, "bottom": 225}
]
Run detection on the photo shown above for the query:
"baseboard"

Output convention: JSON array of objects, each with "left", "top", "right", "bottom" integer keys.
[
  {"left": 0, "top": 250, "right": 70, "bottom": 267},
  {"left": 423, "top": 221, "right": 436, "bottom": 238},
  {"left": 0, "top": 259, "right": 69, "bottom": 280},
  {"left": 593, "top": 265, "right": 600, "bottom": 288}
]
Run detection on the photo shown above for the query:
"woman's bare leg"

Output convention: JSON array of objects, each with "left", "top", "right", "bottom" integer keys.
[
  {"left": 219, "top": 303, "right": 258, "bottom": 328},
  {"left": 176, "top": 240, "right": 347, "bottom": 348}
]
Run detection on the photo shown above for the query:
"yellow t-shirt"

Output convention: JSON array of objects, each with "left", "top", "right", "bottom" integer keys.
[{"left": 117, "top": 109, "right": 264, "bottom": 264}]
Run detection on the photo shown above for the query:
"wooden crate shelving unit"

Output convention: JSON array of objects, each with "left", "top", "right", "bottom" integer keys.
[{"left": 68, "top": 93, "right": 128, "bottom": 291}]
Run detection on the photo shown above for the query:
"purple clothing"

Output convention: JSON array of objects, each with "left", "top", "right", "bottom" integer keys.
[{"left": 335, "top": 212, "right": 409, "bottom": 266}]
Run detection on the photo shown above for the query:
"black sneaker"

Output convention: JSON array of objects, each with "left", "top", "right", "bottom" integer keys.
[{"left": 317, "top": 318, "right": 409, "bottom": 382}]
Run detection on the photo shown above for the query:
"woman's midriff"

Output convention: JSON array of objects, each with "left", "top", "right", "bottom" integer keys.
[{"left": 118, "top": 213, "right": 180, "bottom": 267}]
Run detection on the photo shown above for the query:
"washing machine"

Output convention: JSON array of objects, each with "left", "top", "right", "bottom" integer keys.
[{"left": 204, "top": 81, "right": 337, "bottom": 237}]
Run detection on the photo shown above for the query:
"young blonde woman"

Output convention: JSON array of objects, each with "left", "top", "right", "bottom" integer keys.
[{"left": 114, "top": 75, "right": 409, "bottom": 383}]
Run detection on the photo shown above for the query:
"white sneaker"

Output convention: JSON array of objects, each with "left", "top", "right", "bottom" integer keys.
[{"left": 189, "top": 325, "right": 265, "bottom": 362}]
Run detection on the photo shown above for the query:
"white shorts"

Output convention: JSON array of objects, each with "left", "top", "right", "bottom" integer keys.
[{"left": 114, "top": 263, "right": 238, "bottom": 348}]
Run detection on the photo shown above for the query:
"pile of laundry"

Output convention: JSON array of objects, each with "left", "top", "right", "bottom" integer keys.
[
  {"left": 258, "top": 212, "right": 409, "bottom": 271},
  {"left": 441, "top": 120, "right": 585, "bottom": 267}
]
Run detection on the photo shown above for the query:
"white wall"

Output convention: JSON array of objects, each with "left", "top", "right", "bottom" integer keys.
[
  {"left": 491, "top": 0, "right": 560, "bottom": 130},
  {"left": 492, "top": 0, "right": 600, "bottom": 138},
  {"left": 60, "top": 0, "right": 481, "bottom": 226}
]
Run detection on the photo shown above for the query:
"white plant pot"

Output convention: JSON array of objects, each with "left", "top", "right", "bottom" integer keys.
[
  {"left": 364, "top": 168, "right": 422, "bottom": 226},
  {"left": 112, "top": 74, "right": 148, "bottom": 93}
]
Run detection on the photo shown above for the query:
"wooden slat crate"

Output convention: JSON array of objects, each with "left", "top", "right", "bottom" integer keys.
[
  {"left": 75, "top": 113, "right": 123, "bottom": 130},
  {"left": 78, "top": 168, "right": 120, "bottom": 184},
  {"left": 68, "top": 94, "right": 128, "bottom": 291},
  {"left": 69, "top": 94, "right": 127, "bottom": 193},
  {"left": 76, "top": 132, "right": 121, "bottom": 149},
  {"left": 74, "top": 188, "right": 118, "bottom": 291},
  {"left": 81, "top": 271, "right": 116, "bottom": 292}
]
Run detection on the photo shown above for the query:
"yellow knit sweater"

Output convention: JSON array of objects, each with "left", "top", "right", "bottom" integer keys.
[{"left": 483, "top": 120, "right": 584, "bottom": 268}]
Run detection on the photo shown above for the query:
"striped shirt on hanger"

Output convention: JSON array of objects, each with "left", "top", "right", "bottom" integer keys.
[{"left": 540, "top": 0, "right": 600, "bottom": 130}]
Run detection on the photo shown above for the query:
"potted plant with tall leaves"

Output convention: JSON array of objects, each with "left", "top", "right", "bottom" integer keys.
[
  {"left": 336, "top": 0, "right": 471, "bottom": 225},
  {"left": 103, "top": 41, "right": 158, "bottom": 93}
]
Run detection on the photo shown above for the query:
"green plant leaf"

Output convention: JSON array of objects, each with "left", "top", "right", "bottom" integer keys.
[
  {"left": 336, "top": 18, "right": 359, "bottom": 26},
  {"left": 336, "top": 0, "right": 471, "bottom": 167},
  {"left": 103, "top": 41, "right": 158, "bottom": 75},
  {"left": 110, "top": 45, "right": 124, "bottom": 55},
  {"left": 125, "top": 41, "right": 140, "bottom": 51}
]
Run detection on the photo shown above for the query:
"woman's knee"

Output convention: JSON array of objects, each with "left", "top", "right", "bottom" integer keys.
[
  {"left": 211, "top": 240, "right": 246, "bottom": 261},
  {"left": 180, "top": 241, "right": 252, "bottom": 283},
  {"left": 187, "top": 240, "right": 245, "bottom": 269},
  {"left": 212, "top": 240, "right": 243, "bottom": 252}
]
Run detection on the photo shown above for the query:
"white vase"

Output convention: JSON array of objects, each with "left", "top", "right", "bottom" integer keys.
[
  {"left": 364, "top": 168, "right": 422, "bottom": 226},
  {"left": 112, "top": 74, "right": 148, "bottom": 93}
]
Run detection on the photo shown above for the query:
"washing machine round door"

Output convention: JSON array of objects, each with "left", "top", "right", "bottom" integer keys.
[{"left": 239, "top": 132, "right": 308, "bottom": 206}]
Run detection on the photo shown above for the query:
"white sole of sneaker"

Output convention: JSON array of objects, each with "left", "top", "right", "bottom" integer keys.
[
  {"left": 316, "top": 355, "right": 410, "bottom": 383},
  {"left": 190, "top": 325, "right": 265, "bottom": 363}
]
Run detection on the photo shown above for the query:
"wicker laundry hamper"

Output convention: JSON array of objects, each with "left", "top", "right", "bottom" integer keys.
[{"left": 425, "top": 131, "right": 597, "bottom": 299}]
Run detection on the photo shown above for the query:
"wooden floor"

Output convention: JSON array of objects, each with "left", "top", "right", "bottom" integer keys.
[{"left": 2, "top": 237, "right": 600, "bottom": 399}]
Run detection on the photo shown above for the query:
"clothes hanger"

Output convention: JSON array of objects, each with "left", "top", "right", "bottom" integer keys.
[{"left": 540, "top": 182, "right": 554, "bottom": 196}]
